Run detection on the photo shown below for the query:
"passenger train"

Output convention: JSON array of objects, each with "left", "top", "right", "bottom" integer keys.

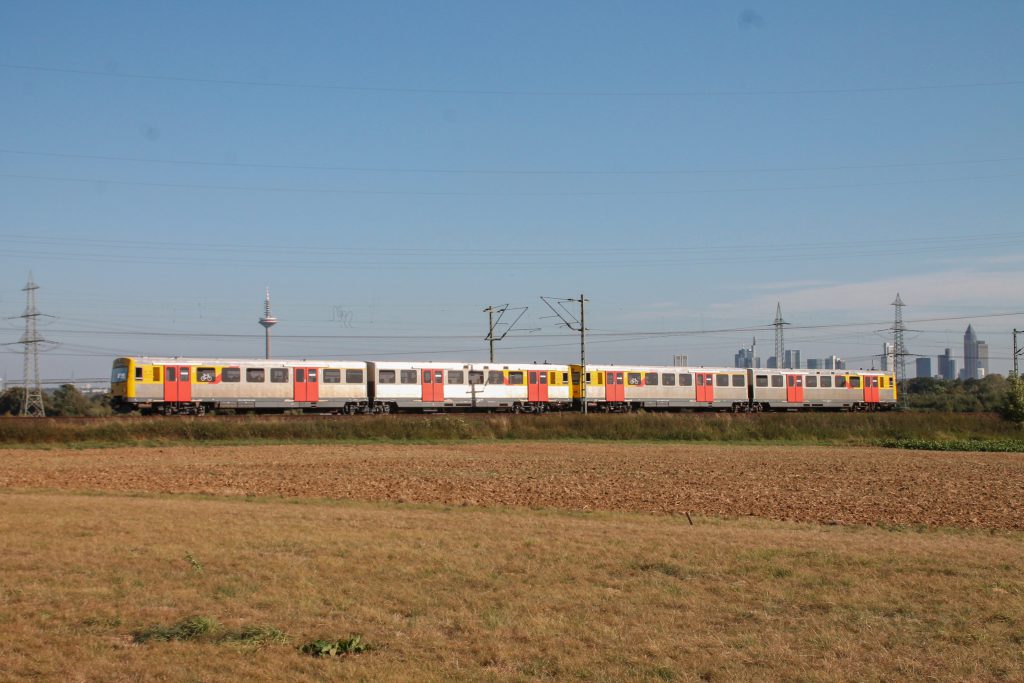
[{"left": 110, "top": 356, "right": 897, "bottom": 414}]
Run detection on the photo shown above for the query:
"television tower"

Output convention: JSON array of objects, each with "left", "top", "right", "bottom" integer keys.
[
  {"left": 18, "top": 273, "right": 47, "bottom": 416},
  {"left": 259, "top": 288, "right": 278, "bottom": 359}
]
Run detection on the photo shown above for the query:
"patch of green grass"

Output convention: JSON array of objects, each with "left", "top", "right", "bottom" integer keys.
[
  {"left": 299, "top": 635, "right": 369, "bottom": 657},
  {"left": 133, "top": 616, "right": 287, "bottom": 648},
  {"left": 880, "top": 437, "right": 1024, "bottom": 452}
]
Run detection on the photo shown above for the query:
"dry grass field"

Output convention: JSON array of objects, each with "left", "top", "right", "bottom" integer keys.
[{"left": 1, "top": 442, "right": 1023, "bottom": 681}]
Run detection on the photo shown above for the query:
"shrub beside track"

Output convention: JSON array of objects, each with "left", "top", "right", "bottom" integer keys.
[{"left": 0, "top": 411, "right": 1019, "bottom": 447}]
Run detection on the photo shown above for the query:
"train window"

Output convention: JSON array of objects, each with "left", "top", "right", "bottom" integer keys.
[
  {"left": 134, "top": 367, "right": 142, "bottom": 381},
  {"left": 346, "top": 369, "right": 364, "bottom": 384},
  {"left": 271, "top": 368, "right": 289, "bottom": 383},
  {"left": 166, "top": 367, "right": 176, "bottom": 381},
  {"left": 731, "top": 374, "right": 745, "bottom": 387},
  {"left": 755, "top": 375, "right": 768, "bottom": 387},
  {"left": 152, "top": 367, "right": 160, "bottom": 382},
  {"left": 378, "top": 370, "right": 396, "bottom": 384},
  {"left": 488, "top": 370, "right": 504, "bottom": 384},
  {"left": 246, "top": 368, "right": 264, "bottom": 383},
  {"left": 820, "top": 376, "right": 832, "bottom": 388},
  {"left": 197, "top": 367, "right": 216, "bottom": 383},
  {"left": 323, "top": 369, "right": 341, "bottom": 383},
  {"left": 662, "top": 373, "right": 675, "bottom": 386},
  {"left": 399, "top": 369, "right": 416, "bottom": 384},
  {"left": 696, "top": 374, "right": 704, "bottom": 386},
  {"left": 836, "top": 376, "right": 847, "bottom": 388},
  {"left": 805, "top": 376, "right": 817, "bottom": 388},
  {"left": 447, "top": 370, "right": 464, "bottom": 384},
  {"left": 540, "top": 373, "right": 548, "bottom": 385},
  {"left": 645, "top": 373, "right": 658, "bottom": 386},
  {"left": 771, "top": 375, "right": 784, "bottom": 388},
  {"left": 222, "top": 367, "right": 240, "bottom": 382},
  {"left": 628, "top": 373, "right": 642, "bottom": 385},
  {"left": 585, "top": 373, "right": 592, "bottom": 384},
  {"left": 469, "top": 370, "right": 484, "bottom": 384},
  {"left": 715, "top": 374, "right": 728, "bottom": 387},
  {"left": 180, "top": 368, "right": 190, "bottom": 381},
  {"left": 508, "top": 371, "right": 524, "bottom": 385},
  {"left": 112, "top": 366, "right": 129, "bottom": 383},
  {"left": 680, "top": 373, "right": 692, "bottom": 386},
  {"left": 572, "top": 372, "right": 581, "bottom": 385},
  {"left": 849, "top": 376, "right": 861, "bottom": 388}
]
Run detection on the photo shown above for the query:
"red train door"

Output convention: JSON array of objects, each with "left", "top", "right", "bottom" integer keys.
[
  {"left": 787, "top": 374, "right": 804, "bottom": 403},
  {"left": 421, "top": 369, "right": 444, "bottom": 402},
  {"left": 864, "top": 376, "right": 879, "bottom": 404},
  {"left": 605, "top": 371, "right": 624, "bottom": 402},
  {"left": 528, "top": 371, "right": 549, "bottom": 402},
  {"left": 696, "top": 372, "right": 714, "bottom": 402},
  {"left": 294, "top": 368, "right": 319, "bottom": 402},
  {"left": 163, "top": 366, "right": 191, "bottom": 402}
]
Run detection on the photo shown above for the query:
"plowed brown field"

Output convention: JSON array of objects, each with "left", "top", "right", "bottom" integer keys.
[{"left": 2, "top": 442, "right": 1022, "bottom": 528}]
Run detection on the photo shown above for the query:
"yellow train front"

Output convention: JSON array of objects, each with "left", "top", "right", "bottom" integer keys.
[{"left": 110, "top": 356, "right": 369, "bottom": 414}]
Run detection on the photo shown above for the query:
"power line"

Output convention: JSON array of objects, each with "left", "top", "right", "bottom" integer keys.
[
  {"left": 4, "top": 147, "right": 1023, "bottom": 176},
  {"left": 3, "top": 62, "right": 1022, "bottom": 97},
  {"left": 3, "top": 170, "right": 1022, "bottom": 198}
]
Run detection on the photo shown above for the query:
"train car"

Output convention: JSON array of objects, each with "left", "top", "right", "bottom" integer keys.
[
  {"left": 368, "top": 361, "right": 573, "bottom": 412},
  {"left": 110, "top": 356, "right": 369, "bottom": 414},
  {"left": 750, "top": 369, "right": 896, "bottom": 411},
  {"left": 570, "top": 365, "right": 751, "bottom": 411}
]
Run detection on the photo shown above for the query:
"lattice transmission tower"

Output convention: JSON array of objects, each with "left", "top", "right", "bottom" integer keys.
[
  {"left": 773, "top": 302, "right": 787, "bottom": 369},
  {"left": 18, "top": 274, "right": 49, "bottom": 416},
  {"left": 891, "top": 293, "right": 908, "bottom": 403}
]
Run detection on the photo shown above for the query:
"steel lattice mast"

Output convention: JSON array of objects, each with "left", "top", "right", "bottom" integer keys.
[
  {"left": 19, "top": 273, "right": 46, "bottom": 416},
  {"left": 891, "top": 293, "right": 907, "bottom": 403},
  {"left": 773, "top": 302, "right": 786, "bottom": 368}
]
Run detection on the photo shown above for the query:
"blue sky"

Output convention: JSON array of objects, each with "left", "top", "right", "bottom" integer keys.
[{"left": 1, "top": 1, "right": 1022, "bottom": 385}]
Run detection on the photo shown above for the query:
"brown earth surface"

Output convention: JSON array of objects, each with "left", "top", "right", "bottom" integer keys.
[{"left": 1, "top": 442, "right": 1022, "bottom": 529}]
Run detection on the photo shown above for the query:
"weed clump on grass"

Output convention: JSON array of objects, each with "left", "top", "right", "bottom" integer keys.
[
  {"left": 133, "top": 616, "right": 218, "bottom": 643},
  {"left": 132, "top": 616, "right": 287, "bottom": 648},
  {"left": 299, "top": 635, "right": 369, "bottom": 657}
]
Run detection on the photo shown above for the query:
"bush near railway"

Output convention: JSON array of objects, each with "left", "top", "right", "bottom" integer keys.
[{"left": 0, "top": 385, "right": 113, "bottom": 417}]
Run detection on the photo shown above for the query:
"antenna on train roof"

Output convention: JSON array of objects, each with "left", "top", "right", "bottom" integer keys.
[{"left": 259, "top": 288, "right": 278, "bottom": 360}]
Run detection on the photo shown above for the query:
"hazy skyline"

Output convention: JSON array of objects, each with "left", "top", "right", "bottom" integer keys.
[{"left": 1, "top": 2, "right": 1022, "bottom": 383}]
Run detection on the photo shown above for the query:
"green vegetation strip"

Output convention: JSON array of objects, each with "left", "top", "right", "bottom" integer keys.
[
  {"left": 0, "top": 412, "right": 1021, "bottom": 447},
  {"left": 880, "top": 437, "right": 1024, "bottom": 453}
]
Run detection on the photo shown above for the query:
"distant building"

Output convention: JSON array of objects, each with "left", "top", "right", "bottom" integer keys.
[
  {"left": 672, "top": 355, "right": 688, "bottom": 367},
  {"left": 823, "top": 355, "right": 845, "bottom": 370},
  {"left": 783, "top": 349, "right": 801, "bottom": 369},
  {"left": 806, "top": 359, "right": 822, "bottom": 370},
  {"left": 938, "top": 348, "right": 956, "bottom": 381},
  {"left": 767, "top": 356, "right": 778, "bottom": 369},
  {"left": 962, "top": 325, "right": 990, "bottom": 380},
  {"left": 734, "top": 348, "right": 760, "bottom": 368},
  {"left": 881, "top": 343, "right": 895, "bottom": 372},
  {"left": 915, "top": 357, "right": 932, "bottom": 379}
]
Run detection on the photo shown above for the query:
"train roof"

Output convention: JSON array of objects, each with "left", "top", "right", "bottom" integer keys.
[
  {"left": 114, "top": 356, "right": 366, "bottom": 367},
  {"left": 368, "top": 360, "right": 571, "bottom": 370}
]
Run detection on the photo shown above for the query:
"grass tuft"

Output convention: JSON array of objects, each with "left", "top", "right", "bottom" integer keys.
[
  {"left": 133, "top": 616, "right": 218, "bottom": 643},
  {"left": 299, "top": 635, "right": 370, "bottom": 657}
]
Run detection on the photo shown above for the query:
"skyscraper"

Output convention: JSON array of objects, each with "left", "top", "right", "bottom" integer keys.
[
  {"left": 977, "top": 341, "right": 989, "bottom": 378},
  {"left": 915, "top": 357, "right": 932, "bottom": 379},
  {"left": 938, "top": 348, "right": 956, "bottom": 381},
  {"left": 962, "top": 325, "right": 990, "bottom": 380},
  {"left": 734, "top": 348, "right": 760, "bottom": 368},
  {"left": 881, "top": 343, "right": 895, "bottom": 371},
  {"left": 784, "top": 349, "right": 801, "bottom": 369},
  {"left": 964, "top": 325, "right": 978, "bottom": 380}
]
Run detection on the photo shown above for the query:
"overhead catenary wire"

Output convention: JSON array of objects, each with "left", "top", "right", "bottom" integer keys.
[{"left": 3, "top": 62, "right": 1022, "bottom": 97}]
